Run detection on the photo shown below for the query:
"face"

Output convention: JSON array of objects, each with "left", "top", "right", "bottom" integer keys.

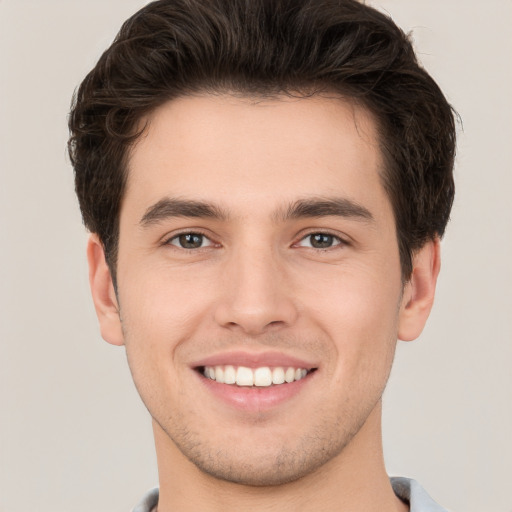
[{"left": 90, "top": 94, "right": 437, "bottom": 486}]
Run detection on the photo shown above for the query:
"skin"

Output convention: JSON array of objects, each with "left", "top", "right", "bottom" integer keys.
[{"left": 88, "top": 94, "right": 440, "bottom": 512}]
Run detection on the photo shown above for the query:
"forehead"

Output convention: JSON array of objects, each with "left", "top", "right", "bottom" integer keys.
[{"left": 123, "top": 93, "right": 389, "bottom": 223}]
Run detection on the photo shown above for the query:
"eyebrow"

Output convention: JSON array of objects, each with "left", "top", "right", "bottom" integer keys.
[
  {"left": 140, "top": 198, "right": 229, "bottom": 226},
  {"left": 139, "top": 196, "right": 374, "bottom": 227},
  {"left": 275, "top": 197, "right": 374, "bottom": 223}
]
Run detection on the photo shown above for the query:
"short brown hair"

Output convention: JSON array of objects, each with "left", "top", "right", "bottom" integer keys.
[{"left": 68, "top": 0, "right": 457, "bottom": 282}]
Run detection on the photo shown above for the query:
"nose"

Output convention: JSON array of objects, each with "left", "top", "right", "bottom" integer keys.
[{"left": 213, "top": 244, "right": 299, "bottom": 336}]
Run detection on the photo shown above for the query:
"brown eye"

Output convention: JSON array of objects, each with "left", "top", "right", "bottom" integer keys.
[{"left": 169, "top": 233, "right": 212, "bottom": 249}]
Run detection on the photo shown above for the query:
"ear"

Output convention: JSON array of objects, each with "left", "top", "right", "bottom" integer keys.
[
  {"left": 87, "top": 234, "right": 125, "bottom": 346},
  {"left": 398, "top": 237, "right": 441, "bottom": 342}
]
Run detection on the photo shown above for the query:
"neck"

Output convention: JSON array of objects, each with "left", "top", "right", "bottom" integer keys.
[{"left": 153, "top": 401, "right": 408, "bottom": 512}]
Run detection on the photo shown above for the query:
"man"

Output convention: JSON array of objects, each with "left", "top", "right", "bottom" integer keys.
[{"left": 68, "top": 0, "right": 456, "bottom": 510}]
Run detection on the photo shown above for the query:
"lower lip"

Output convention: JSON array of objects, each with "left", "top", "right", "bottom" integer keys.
[{"left": 196, "top": 371, "right": 315, "bottom": 412}]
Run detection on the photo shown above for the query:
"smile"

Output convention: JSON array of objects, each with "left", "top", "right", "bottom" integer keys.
[
  {"left": 202, "top": 365, "right": 313, "bottom": 387},
  {"left": 192, "top": 351, "right": 319, "bottom": 411}
]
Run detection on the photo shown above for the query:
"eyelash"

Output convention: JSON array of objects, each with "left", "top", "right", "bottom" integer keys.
[
  {"left": 164, "top": 231, "right": 217, "bottom": 250},
  {"left": 294, "top": 231, "right": 347, "bottom": 250},
  {"left": 163, "top": 230, "right": 348, "bottom": 251}
]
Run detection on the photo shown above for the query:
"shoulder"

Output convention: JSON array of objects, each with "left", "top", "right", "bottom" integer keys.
[
  {"left": 131, "top": 487, "right": 159, "bottom": 512},
  {"left": 132, "top": 480, "right": 448, "bottom": 512},
  {"left": 391, "top": 477, "right": 449, "bottom": 512}
]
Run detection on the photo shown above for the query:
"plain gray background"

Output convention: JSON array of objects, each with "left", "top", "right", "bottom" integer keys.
[{"left": 1, "top": 1, "right": 511, "bottom": 511}]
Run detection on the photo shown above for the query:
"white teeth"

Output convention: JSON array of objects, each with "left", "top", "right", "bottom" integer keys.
[
  {"left": 285, "top": 367, "right": 295, "bottom": 383},
  {"left": 272, "top": 367, "right": 285, "bottom": 385},
  {"left": 294, "top": 368, "right": 308, "bottom": 380},
  {"left": 236, "top": 366, "right": 254, "bottom": 386},
  {"left": 224, "top": 365, "right": 236, "bottom": 384},
  {"left": 214, "top": 366, "right": 224, "bottom": 384},
  {"left": 203, "top": 365, "right": 312, "bottom": 386},
  {"left": 254, "top": 367, "right": 272, "bottom": 387}
]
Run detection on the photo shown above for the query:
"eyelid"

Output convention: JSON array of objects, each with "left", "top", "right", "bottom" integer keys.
[
  {"left": 293, "top": 229, "right": 350, "bottom": 248},
  {"left": 162, "top": 229, "right": 219, "bottom": 249},
  {"left": 159, "top": 228, "right": 350, "bottom": 250}
]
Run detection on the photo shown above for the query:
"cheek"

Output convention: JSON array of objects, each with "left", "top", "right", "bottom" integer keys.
[
  {"left": 117, "top": 267, "right": 217, "bottom": 397},
  {"left": 299, "top": 265, "right": 402, "bottom": 376},
  {"left": 120, "top": 263, "right": 216, "bottom": 337},
  {"left": 118, "top": 269, "right": 212, "bottom": 406}
]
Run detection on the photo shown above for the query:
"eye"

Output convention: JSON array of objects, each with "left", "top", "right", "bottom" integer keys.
[
  {"left": 167, "top": 232, "right": 214, "bottom": 249},
  {"left": 297, "top": 233, "right": 343, "bottom": 249}
]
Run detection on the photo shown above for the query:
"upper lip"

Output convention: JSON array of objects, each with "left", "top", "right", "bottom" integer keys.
[{"left": 191, "top": 350, "right": 319, "bottom": 369}]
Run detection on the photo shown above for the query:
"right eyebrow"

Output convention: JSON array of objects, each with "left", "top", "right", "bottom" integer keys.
[{"left": 140, "top": 197, "right": 230, "bottom": 227}]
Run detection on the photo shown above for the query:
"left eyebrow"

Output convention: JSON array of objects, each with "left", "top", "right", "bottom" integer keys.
[{"left": 274, "top": 197, "right": 375, "bottom": 223}]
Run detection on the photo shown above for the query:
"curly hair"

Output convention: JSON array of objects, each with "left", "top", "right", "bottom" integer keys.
[{"left": 68, "top": 0, "right": 457, "bottom": 282}]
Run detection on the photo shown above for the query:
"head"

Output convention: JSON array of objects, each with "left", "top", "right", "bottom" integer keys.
[
  {"left": 69, "top": 0, "right": 456, "bottom": 489},
  {"left": 69, "top": 0, "right": 456, "bottom": 285}
]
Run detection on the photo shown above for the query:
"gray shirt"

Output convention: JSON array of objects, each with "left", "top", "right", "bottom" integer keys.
[{"left": 131, "top": 477, "right": 448, "bottom": 512}]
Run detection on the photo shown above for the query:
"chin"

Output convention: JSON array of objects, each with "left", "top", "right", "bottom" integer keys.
[
  {"left": 191, "top": 449, "right": 329, "bottom": 487},
  {"left": 168, "top": 422, "right": 357, "bottom": 488}
]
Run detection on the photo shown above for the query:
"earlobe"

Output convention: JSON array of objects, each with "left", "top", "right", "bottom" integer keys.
[
  {"left": 398, "top": 238, "right": 441, "bottom": 342},
  {"left": 87, "top": 234, "right": 125, "bottom": 346}
]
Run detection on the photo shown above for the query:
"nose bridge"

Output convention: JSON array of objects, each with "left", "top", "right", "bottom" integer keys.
[{"left": 214, "top": 236, "right": 297, "bottom": 334}]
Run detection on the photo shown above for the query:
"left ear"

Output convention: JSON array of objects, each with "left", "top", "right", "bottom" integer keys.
[{"left": 398, "top": 237, "right": 441, "bottom": 342}]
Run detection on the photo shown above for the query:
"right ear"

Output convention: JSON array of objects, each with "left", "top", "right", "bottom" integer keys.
[{"left": 86, "top": 234, "right": 124, "bottom": 346}]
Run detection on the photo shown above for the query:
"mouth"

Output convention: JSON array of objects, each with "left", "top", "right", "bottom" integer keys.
[
  {"left": 191, "top": 352, "right": 319, "bottom": 412},
  {"left": 197, "top": 365, "right": 317, "bottom": 387}
]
